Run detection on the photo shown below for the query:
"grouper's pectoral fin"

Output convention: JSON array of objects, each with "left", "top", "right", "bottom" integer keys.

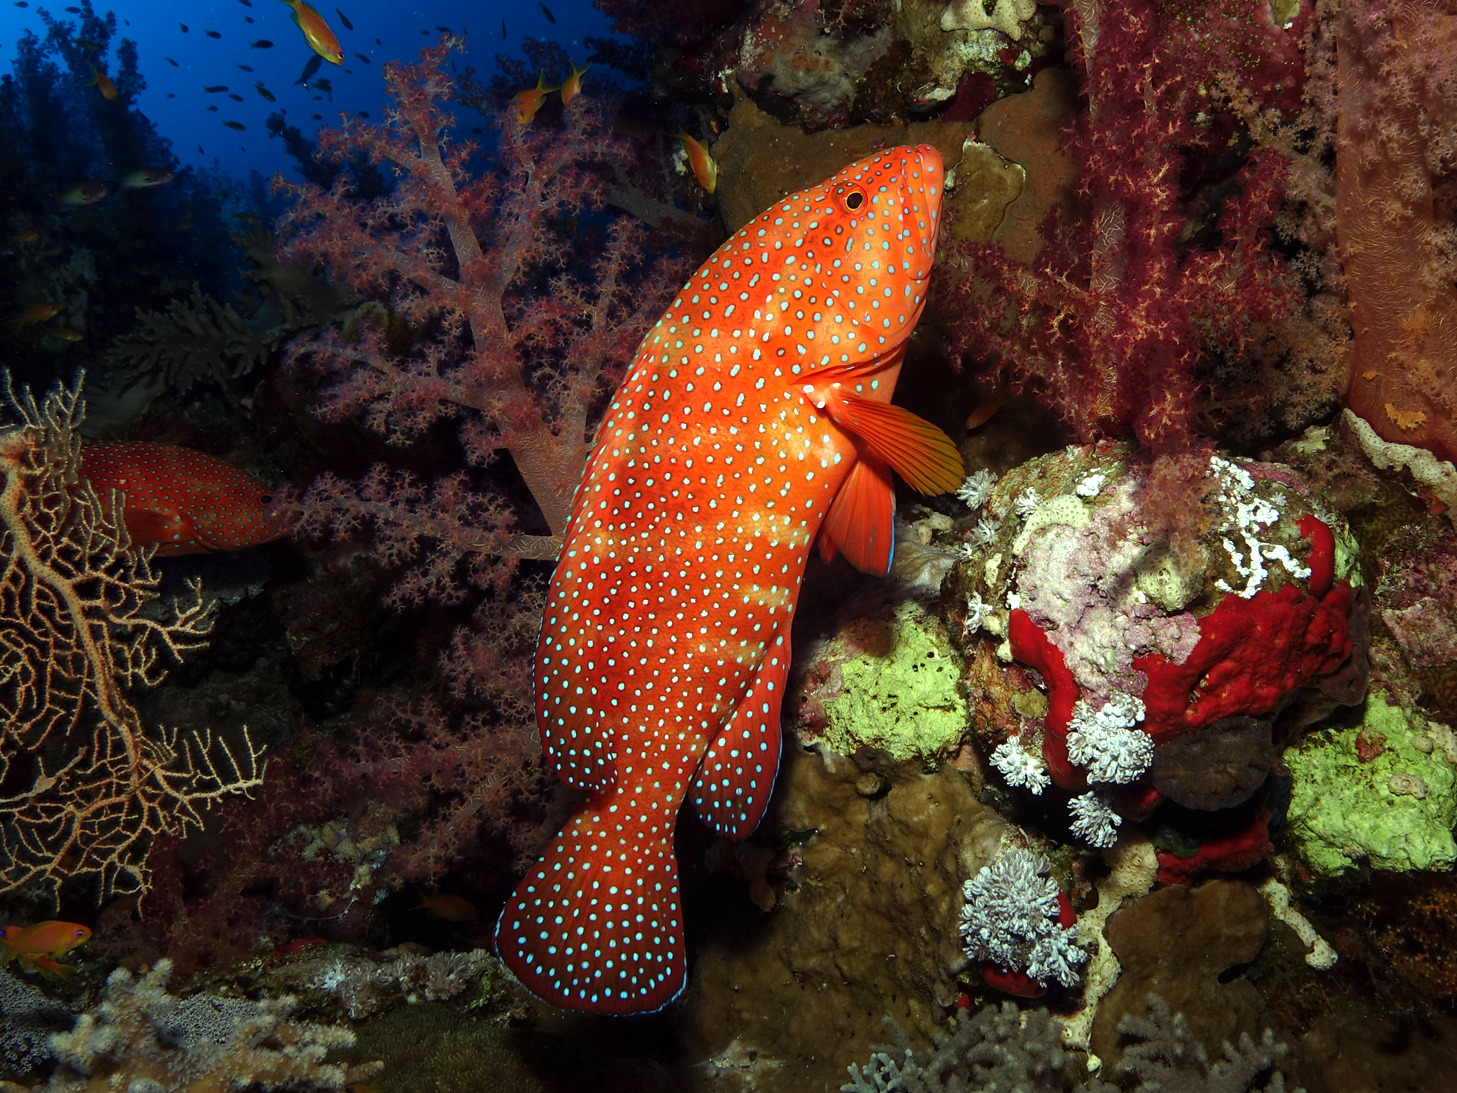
[
  {"left": 808, "top": 375, "right": 963, "bottom": 576},
  {"left": 818, "top": 388, "right": 964, "bottom": 497},
  {"left": 818, "top": 453, "right": 896, "bottom": 574},
  {"left": 691, "top": 625, "right": 789, "bottom": 840}
]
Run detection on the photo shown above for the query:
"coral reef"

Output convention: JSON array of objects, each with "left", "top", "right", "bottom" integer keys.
[
  {"left": 959, "top": 845, "right": 1084, "bottom": 994},
  {"left": 675, "top": 744, "right": 1007, "bottom": 1093},
  {"left": 945, "top": 444, "right": 1366, "bottom": 861},
  {"left": 265, "top": 946, "right": 517, "bottom": 1022},
  {"left": 39, "top": 958, "right": 375, "bottom": 1092},
  {"left": 279, "top": 36, "right": 683, "bottom": 555},
  {"left": 842, "top": 993, "right": 1294, "bottom": 1093},
  {"left": 1335, "top": 0, "right": 1457, "bottom": 466},
  {"left": 1, "top": 968, "right": 71, "bottom": 1077},
  {"left": 812, "top": 600, "right": 970, "bottom": 764},
  {"left": 1090, "top": 882, "right": 1277, "bottom": 1070},
  {"left": 944, "top": 0, "right": 1305, "bottom": 455}
]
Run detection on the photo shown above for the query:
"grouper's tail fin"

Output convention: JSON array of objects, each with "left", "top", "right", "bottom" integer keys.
[{"left": 495, "top": 800, "right": 685, "bottom": 1015}]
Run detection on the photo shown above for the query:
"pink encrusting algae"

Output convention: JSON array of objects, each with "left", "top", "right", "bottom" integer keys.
[{"left": 494, "top": 146, "right": 962, "bottom": 1014}]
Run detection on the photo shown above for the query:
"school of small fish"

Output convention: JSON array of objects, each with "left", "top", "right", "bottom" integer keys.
[{"left": 494, "top": 145, "right": 961, "bottom": 1014}]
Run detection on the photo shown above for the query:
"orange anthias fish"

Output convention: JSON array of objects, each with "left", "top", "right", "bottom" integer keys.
[
  {"left": 1, "top": 921, "right": 92, "bottom": 978},
  {"left": 512, "top": 71, "right": 555, "bottom": 126},
  {"left": 281, "top": 0, "right": 344, "bottom": 65},
  {"left": 560, "top": 61, "right": 589, "bottom": 105},
  {"left": 495, "top": 146, "right": 960, "bottom": 1014},
  {"left": 87, "top": 63, "right": 118, "bottom": 101},
  {"left": 81, "top": 442, "right": 292, "bottom": 556},
  {"left": 676, "top": 130, "right": 718, "bottom": 195},
  {"left": 8, "top": 301, "right": 63, "bottom": 328}
]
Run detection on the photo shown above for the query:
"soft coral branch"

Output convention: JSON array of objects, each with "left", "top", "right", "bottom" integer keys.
[
  {"left": 276, "top": 36, "right": 683, "bottom": 550},
  {"left": 945, "top": 0, "right": 1303, "bottom": 455}
]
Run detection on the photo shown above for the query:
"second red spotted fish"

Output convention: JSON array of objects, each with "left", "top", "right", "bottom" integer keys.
[
  {"left": 82, "top": 442, "right": 291, "bottom": 555},
  {"left": 495, "top": 146, "right": 961, "bottom": 1013}
]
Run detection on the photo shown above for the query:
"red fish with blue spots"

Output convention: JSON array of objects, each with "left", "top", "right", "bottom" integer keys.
[
  {"left": 81, "top": 442, "right": 290, "bottom": 555},
  {"left": 496, "top": 146, "right": 962, "bottom": 1014}
]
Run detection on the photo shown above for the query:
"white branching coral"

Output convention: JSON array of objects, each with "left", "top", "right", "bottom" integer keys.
[
  {"left": 1208, "top": 455, "right": 1312, "bottom": 598},
  {"left": 1068, "top": 791, "right": 1122, "bottom": 848},
  {"left": 960, "top": 847, "right": 1085, "bottom": 989},
  {"left": 956, "top": 468, "right": 998, "bottom": 509},
  {"left": 990, "top": 739, "right": 1050, "bottom": 794},
  {"left": 1065, "top": 694, "right": 1153, "bottom": 784}
]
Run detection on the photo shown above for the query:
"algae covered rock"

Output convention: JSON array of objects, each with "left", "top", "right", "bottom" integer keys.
[
  {"left": 1286, "top": 692, "right": 1457, "bottom": 877},
  {"left": 820, "top": 599, "right": 970, "bottom": 763}
]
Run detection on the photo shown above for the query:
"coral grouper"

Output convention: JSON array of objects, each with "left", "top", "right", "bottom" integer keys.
[{"left": 495, "top": 146, "right": 963, "bottom": 1013}]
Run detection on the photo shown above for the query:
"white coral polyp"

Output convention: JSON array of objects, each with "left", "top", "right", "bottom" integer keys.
[
  {"left": 1068, "top": 791, "right": 1122, "bottom": 848},
  {"left": 959, "top": 847, "right": 1085, "bottom": 989},
  {"left": 1065, "top": 695, "right": 1153, "bottom": 784}
]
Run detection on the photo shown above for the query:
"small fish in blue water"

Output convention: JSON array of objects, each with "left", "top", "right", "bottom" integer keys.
[
  {"left": 86, "top": 64, "right": 118, "bottom": 101},
  {"left": 204, "top": 85, "right": 228, "bottom": 93},
  {"left": 539, "top": 2, "right": 555, "bottom": 24},
  {"left": 335, "top": 7, "right": 352, "bottom": 31},
  {"left": 178, "top": 22, "right": 188, "bottom": 31},
  {"left": 353, "top": 52, "right": 369, "bottom": 63},
  {"left": 250, "top": 38, "right": 273, "bottom": 47},
  {"left": 295, "top": 53, "right": 322, "bottom": 85},
  {"left": 120, "top": 167, "right": 175, "bottom": 189},
  {"left": 228, "top": 93, "right": 243, "bottom": 101},
  {"left": 255, "top": 81, "right": 276, "bottom": 101},
  {"left": 58, "top": 180, "right": 109, "bottom": 206},
  {"left": 501, "top": 18, "right": 506, "bottom": 38},
  {"left": 165, "top": 56, "right": 178, "bottom": 65},
  {"left": 237, "top": 63, "right": 254, "bottom": 71},
  {"left": 223, "top": 120, "right": 246, "bottom": 130},
  {"left": 206, "top": 30, "right": 222, "bottom": 39}
]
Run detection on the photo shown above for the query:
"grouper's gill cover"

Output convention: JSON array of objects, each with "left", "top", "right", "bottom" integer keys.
[{"left": 495, "top": 145, "right": 962, "bottom": 1014}]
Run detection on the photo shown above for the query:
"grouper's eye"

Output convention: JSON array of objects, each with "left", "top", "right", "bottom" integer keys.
[{"left": 841, "top": 189, "right": 866, "bottom": 213}]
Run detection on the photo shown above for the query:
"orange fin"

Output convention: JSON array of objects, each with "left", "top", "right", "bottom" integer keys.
[
  {"left": 818, "top": 388, "right": 963, "bottom": 495},
  {"left": 820, "top": 455, "right": 896, "bottom": 575},
  {"left": 28, "top": 955, "right": 73, "bottom": 979}
]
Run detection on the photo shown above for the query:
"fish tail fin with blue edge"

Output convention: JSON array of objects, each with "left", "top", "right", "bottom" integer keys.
[{"left": 495, "top": 798, "right": 686, "bottom": 1015}]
